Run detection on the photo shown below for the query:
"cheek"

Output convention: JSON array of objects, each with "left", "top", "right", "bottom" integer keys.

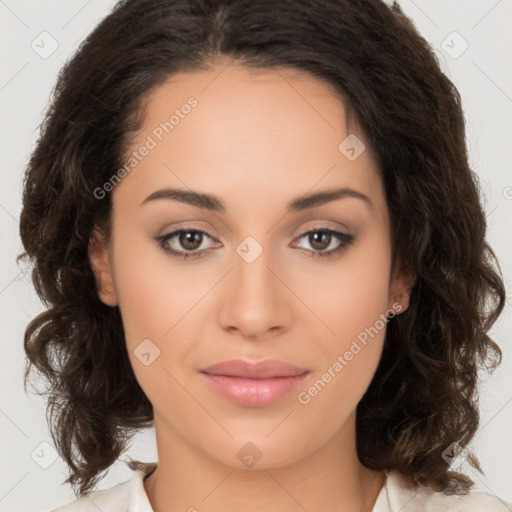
[
  {"left": 295, "top": 228, "right": 392, "bottom": 404},
  {"left": 309, "top": 228, "right": 392, "bottom": 345},
  {"left": 110, "top": 235, "right": 202, "bottom": 402},
  {"left": 296, "top": 252, "right": 391, "bottom": 428},
  {"left": 110, "top": 229, "right": 221, "bottom": 394},
  {"left": 111, "top": 232, "right": 203, "bottom": 344}
]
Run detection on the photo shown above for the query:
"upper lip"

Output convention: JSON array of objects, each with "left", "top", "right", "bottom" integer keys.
[{"left": 201, "top": 359, "right": 309, "bottom": 379}]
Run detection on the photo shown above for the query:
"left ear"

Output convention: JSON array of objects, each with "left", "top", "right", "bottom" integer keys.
[{"left": 388, "top": 258, "right": 415, "bottom": 316}]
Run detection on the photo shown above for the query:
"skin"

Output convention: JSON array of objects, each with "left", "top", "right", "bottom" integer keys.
[{"left": 89, "top": 60, "right": 413, "bottom": 512}]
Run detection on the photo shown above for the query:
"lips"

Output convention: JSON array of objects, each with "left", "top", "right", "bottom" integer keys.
[
  {"left": 201, "top": 358, "right": 309, "bottom": 379},
  {"left": 199, "top": 359, "right": 311, "bottom": 407}
]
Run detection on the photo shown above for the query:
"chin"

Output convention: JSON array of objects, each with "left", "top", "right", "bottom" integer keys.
[{"left": 200, "top": 432, "right": 317, "bottom": 471}]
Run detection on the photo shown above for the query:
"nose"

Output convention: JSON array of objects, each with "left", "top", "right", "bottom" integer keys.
[{"left": 217, "top": 245, "right": 292, "bottom": 340}]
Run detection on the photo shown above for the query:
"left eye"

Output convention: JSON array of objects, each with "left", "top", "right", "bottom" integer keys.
[
  {"left": 292, "top": 229, "right": 355, "bottom": 257},
  {"left": 156, "top": 228, "right": 354, "bottom": 259}
]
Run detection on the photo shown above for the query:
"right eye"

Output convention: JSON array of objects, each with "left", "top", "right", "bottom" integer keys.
[{"left": 156, "top": 228, "right": 220, "bottom": 259}]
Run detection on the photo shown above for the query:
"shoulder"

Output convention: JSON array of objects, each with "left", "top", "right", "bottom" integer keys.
[
  {"left": 50, "top": 462, "right": 157, "bottom": 512},
  {"left": 50, "top": 481, "right": 130, "bottom": 512},
  {"left": 383, "top": 470, "right": 512, "bottom": 512}
]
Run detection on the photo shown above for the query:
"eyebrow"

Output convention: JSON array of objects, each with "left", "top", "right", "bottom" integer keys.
[{"left": 140, "top": 186, "right": 373, "bottom": 212}]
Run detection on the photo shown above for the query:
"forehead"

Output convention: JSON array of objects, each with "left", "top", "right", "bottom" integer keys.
[{"left": 114, "top": 63, "right": 385, "bottom": 219}]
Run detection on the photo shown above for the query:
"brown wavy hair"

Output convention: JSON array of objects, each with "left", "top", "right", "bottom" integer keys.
[{"left": 18, "top": 0, "right": 505, "bottom": 498}]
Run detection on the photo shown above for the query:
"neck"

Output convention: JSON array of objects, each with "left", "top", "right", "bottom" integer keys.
[{"left": 143, "top": 411, "right": 386, "bottom": 512}]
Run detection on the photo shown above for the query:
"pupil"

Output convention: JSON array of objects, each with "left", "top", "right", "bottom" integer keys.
[
  {"left": 310, "top": 231, "right": 330, "bottom": 250},
  {"left": 181, "top": 231, "right": 201, "bottom": 250}
]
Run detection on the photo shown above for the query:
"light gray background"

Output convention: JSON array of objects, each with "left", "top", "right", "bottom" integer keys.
[{"left": 1, "top": 1, "right": 511, "bottom": 510}]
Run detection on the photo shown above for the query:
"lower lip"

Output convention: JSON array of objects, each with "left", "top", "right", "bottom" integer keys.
[{"left": 200, "top": 372, "right": 310, "bottom": 407}]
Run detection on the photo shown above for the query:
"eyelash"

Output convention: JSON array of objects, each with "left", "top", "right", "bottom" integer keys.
[{"left": 156, "top": 227, "right": 355, "bottom": 260}]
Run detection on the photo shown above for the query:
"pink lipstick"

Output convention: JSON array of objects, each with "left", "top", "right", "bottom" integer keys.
[{"left": 200, "top": 358, "right": 310, "bottom": 407}]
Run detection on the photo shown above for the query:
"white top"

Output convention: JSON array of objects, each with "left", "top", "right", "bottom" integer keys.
[{"left": 51, "top": 463, "right": 511, "bottom": 512}]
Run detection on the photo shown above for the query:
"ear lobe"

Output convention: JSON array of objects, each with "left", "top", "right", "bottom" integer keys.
[
  {"left": 389, "top": 259, "right": 416, "bottom": 315},
  {"left": 88, "top": 227, "right": 118, "bottom": 306}
]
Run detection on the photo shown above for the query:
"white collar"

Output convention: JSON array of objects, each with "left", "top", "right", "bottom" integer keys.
[{"left": 123, "top": 463, "right": 511, "bottom": 512}]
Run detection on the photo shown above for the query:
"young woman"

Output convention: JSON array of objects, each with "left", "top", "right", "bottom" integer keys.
[{"left": 18, "top": 0, "right": 509, "bottom": 510}]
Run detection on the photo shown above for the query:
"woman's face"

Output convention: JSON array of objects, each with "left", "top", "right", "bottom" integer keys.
[{"left": 90, "top": 62, "right": 411, "bottom": 469}]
